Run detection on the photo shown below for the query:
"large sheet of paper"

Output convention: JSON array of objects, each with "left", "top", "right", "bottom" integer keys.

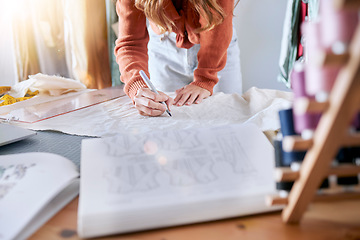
[
  {"left": 78, "top": 123, "right": 278, "bottom": 238},
  {"left": 9, "top": 87, "right": 293, "bottom": 137}
]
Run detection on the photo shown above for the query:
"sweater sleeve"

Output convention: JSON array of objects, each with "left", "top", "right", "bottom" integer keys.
[
  {"left": 114, "top": 0, "right": 149, "bottom": 100},
  {"left": 190, "top": 0, "right": 235, "bottom": 95}
]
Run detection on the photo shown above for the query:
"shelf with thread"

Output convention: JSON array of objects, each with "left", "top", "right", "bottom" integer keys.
[
  {"left": 267, "top": 0, "right": 360, "bottom": 224},
  {"left": 274, "top": 165, "right": 360, "bottom": 183},
  {"left": 267, "top": 189, "right": 360, "bottom": 206},
  {"left": 282, "top": 132, "right": 360, "bottom": 152}
]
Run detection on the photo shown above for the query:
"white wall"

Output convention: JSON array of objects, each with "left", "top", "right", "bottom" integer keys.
[
  {"left": 1, "top": 1, "right": 290, "bottom": 90},
  {"left": 0, "top": 5, "right": 17, "bottom": 86},
  {"left": 234, "top": 0, "right": 289, "bottom": 92}
]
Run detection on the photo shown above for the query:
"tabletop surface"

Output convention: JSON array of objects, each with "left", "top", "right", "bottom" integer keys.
[
  {"left": 1, "top": 110, "right": 359, "bottom": 239},
  {"left": 2, "top": 130, "right": 360, "bottom": 240},
  {"left": 30, "top": 197, "right": 360, "bottom": 240}
]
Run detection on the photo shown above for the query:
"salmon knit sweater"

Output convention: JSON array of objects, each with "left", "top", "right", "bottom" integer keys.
[{"left": 114, "top": 0, "right": 235, "bottom": 100}]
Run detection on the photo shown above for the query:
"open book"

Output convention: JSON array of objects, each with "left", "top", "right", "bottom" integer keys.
[
  {"left": 78, "top": 124, "right": 280, "bottom": 238},
  {"left": 0, "top": 152, "right": 79, "bottom": 240}
]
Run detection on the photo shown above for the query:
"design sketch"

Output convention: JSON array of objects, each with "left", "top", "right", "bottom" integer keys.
[
  {"left": 0, "top": 163, "right": 36, "bottom": 199},
  {"left": 102, "top": 127, "right": 259, "bottom": 194},
  {"left": 105, "top": 129, "right": 201, "bottom": 157}
]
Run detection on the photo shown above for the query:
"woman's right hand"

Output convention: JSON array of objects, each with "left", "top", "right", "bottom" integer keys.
[{"left": 134, "top": 88, "right": 173, "bottom": 116}]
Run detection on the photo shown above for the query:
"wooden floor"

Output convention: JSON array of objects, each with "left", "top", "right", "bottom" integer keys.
[{"left": 30, "top": 197, "right": 360, "bottom": 240}]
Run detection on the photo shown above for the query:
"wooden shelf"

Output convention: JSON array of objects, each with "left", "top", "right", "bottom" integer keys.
[
  {"left": 274, "top": 167, "right": 300, "bottom": 182},
  {"left": 293, "top": 98, "right": 329, "bottom": 115},
  {"left": 283, "top": 133, "right": 360, "bottom": 152},
  {"left": 314, "top": 190, "right": 360, "bottom": 202},
  {"left": 275, "top": 165, "right": 360, "bottom": 182},
  {"left": 269, "top": 190, "right": 360, "bottom": 206},
  {"left": 266, "top": 195, "right": 289, "bottom": 206},
  {"left": 343, "top": 133, "right": 360, "bottom": 146},
  {"left": 270, "top": 16, "right": 360, "bottom": 224},
  {"left": 282, "top": 136, "right": 313, "bottom": 152}
]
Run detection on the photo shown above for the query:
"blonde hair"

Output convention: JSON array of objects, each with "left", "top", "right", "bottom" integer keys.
[{"left": 134, "top": 0, "right": 239, "bottom": 34}]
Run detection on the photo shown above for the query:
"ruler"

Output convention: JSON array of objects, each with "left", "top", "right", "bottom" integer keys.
[{"left": 0, "top": 86, "right": 125, "bottom": 123}]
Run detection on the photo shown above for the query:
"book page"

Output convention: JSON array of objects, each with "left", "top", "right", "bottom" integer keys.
[
  {"left": 0, "top": 152, "right": 79, "bottom": 240},
  {"left": 79, "top": 124, "right": 277, "bottom": 236}
]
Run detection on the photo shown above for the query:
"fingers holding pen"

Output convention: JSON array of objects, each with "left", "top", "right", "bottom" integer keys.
[
  {"left": 137, "top": 88, "right": 169, "bottom": 102},
  {"left": 134, "top": 88, "right": 173, "bottom": 117},
  {"left": 164, "top": 95, "right": 174, "bottom": 111},
  {"left": 134, "top": 84, "right": 210, "bottom": 115}
]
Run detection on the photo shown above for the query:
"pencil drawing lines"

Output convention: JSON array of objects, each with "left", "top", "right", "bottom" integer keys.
[
  {"left": 163, "top": 156, "right": 217, "bottom": 186},
  {"left": 103, "top": 154, "right": 219, "bottom": 194},
  {"left": 101, "top": 129, "right": 258, "bottom": 194},
  {"left": 0, "top": 163, "right": 36, "bottom": 199},
  {"left": 104, "top": 130, "right": 202, "bottom": 158},
  {"left": 104, "top": 134, "right": 144, "bottom": 157},
  {"left": 216, "top": 134, "right": 256, "bottom": 173},
  {"left": 0, "top": 183, "right": 16, "bottom": 200},
  {"left": 103, "top": 161, "right": 160, "bottom": 193},
  {"left": 154, "top": 130, "right": 202, "bottom": 150}
]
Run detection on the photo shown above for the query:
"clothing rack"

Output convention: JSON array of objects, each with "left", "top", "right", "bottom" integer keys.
[{"left": 267, "top": 0, "right": 360, "bottom": 223}]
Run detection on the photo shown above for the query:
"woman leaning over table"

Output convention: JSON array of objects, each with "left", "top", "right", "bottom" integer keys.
[{"left": 114, "top": 0, "right": 241, "bottom": 116}]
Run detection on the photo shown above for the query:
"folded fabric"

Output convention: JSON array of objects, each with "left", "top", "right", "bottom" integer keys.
[{"left": 9, "top": 73, "right": 86, "bottom": 98}]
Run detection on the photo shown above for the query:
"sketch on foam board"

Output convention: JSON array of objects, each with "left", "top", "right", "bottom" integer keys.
[{"left": 101, "top": 128, "right": 257, "bottom": 195}]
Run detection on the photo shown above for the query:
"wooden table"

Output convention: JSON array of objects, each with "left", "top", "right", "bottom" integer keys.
[{"left": 30, "top": 197, "right": 360, "bottom": 240}]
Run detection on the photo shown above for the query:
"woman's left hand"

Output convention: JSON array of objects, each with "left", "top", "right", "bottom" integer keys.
[{"left": 173, "top": 85, "right": 210, "bottom": 106}]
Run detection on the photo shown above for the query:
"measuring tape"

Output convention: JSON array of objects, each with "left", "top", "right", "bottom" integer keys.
[
  {"left": 0, "top": 87, "right": 39, "bottom": 106},
  {"left": 25, "top": 89, "right": 39, "bottom": 96},
  {"left": 0, "top": 86, "right": 11, "bottom": 95},
  {"left": 0, "top": 94, "right": 16, "bottom": 106}
]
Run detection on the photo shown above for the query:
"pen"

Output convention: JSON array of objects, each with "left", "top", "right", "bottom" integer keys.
[{"left": 139, "top": 70, "right": 172, "bottom": 117}]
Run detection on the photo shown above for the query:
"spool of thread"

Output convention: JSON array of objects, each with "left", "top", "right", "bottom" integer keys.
[
  {"left": 352, "top": 147, "right": 360, "bottom": 163},
  {"left": 302, "top": 21, "right": 341, "bottom": 100},
  {"left": 352, "top": 112, "right": 360, "bottom": 130},
  {"left": 295, "top": 114, "right": 321, "bottom": 139},
  {"left": 302, "top": 21, "right": 321, "bottom": 66},
  {"left": 276, "top": 108, "right": 329, "bottom": 190},
  {"left": 278, "top": 108, "right": 307, "bottom": 163},
  {"left": 290, "top": 63, "right": 321, "bottom": 137},
  {"left": 282, "top": 150, "right": 306, "bottom": 166},
  {"left": 291, "top": 62, "right": 307, "bottom": 98},
  {"left": 319, "top": 0, "right": 359, "bottom": 52},
  {"left": 274, "top": 139, "right": 294, "bottom": 191},
  {"left": 336, "top": 148, "right": 359, "bottom": 186},
  {"left": 279, "top": 108, "right": 297, "bottom": 136},
  {"left": 350, "top": 113, "right": 360, "bottom": 162},
  {"left": 274, "top": 138, "right": 328, "bottom": 190},
  {"left": 319, "top": 178, "right": 330, "bottom": 189}
]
